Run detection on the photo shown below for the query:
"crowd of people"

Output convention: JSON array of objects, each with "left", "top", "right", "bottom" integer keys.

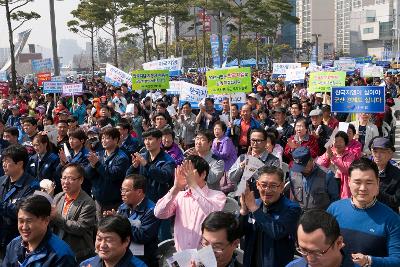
[{"left": 0, "top": 69, "right": 399, "bottom": 267}]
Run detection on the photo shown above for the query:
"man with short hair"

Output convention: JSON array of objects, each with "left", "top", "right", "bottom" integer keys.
[
  {"left": 117, "top": 120, "right": 140, "bottom": 157},
  {"left": 289, "top": 147, "right": 339, "bottom": 211},
  {"left": 114, "top": 174, "right": 160, "bottom": 267},
  {"left": 20, "top": 117, "right": 39, "bottom": 143},
  {"left": 56, "top": 120, "right": 70, "bottom": 150},
  {"left": 52, "top": 163, "right": 97, "bottom": 263},
  {"left": 80, "top": 215, "right": 147, "bottom": 267},
  {"left": 270, "top": 108, "right": 294, "bottom": 150},
  {"left": 370, "top": 137, "right": 400, "bottom": 212},
  {"left": 240, "top": 166, "right": 301, "bottom": 267},
  {"left": 154, "top": 155, "right": 226, "bottom": 252},
  {"left": 197, "top": 211, "right": 243, "bottom": 267},
  {"left": 177, "top": 102, "right": 197, "bottom": 150},
  {"left": 0, "top": 145, "right": 39, "bottom": 256},
  {"left": 286, "top": 210, "right": 355, "bottom": 267},
  {"left": 86, "top": 127, "right": 130, "bottom": 219},
  {"left": 99, "top": 105, "right": 115, "bottom": 126},
  {"left": 287, "top": 102, "right": 304, "bottom": 126},
  {"left": 229, "top": 104, "right": 261, "bottom": 155},
  {"left": 3, "top": 195, "right": 77, "bottom": 266},
  {"left": 196, "top": 98, "right": 220, "bottom": 131},
  {"left": 327, "top": 158, "right": 400, "bottom": 266},
  {"left": 3, "top": 126, "right": 19, "bottom": 145},
  {"left": 189, "top": 131, "right": 224, "bottom": 190}
]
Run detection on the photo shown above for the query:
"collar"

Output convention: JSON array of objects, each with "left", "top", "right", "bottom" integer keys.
[
  {"left": 350, "top": 197, "right": 377, "bottom": 210},
  {"left": 203, "top": 151, "right": 213, "bottom": 161},
  {"left": 99, "top": 248, "right": 134, "bottom": 267},
  {"left": 258, "top": 151, "right": 270, "bottom": 161},
  {"left": 20, "top": 228, "right": 52, "bottom": 256},
  {"left": 7, "top": 172, "right": 30, "bottom": 188},
  {"left": 65, "top": 190, "right": 80, "bottom": 202},
  {"left": 260, "top": 195, "right": 284, "bottom": 212}
]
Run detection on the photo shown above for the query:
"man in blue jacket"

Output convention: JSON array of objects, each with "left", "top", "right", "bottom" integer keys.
[
  {"left": 3, "top": 195, "right": 77, "bottom": 266},
  {"left": 108, "top": 174, "right": 160, "bottom": 267},
  {"left": 0, "top": 145, "right": 39, "bottom": 258},
  {"left": 126, "top": 128, "right": 175, "bottom": 241},
  {"left": 86, "top": 127, "right": 130, "bottom": 220},
  {"left": 117, "top": 120, "right": 140, "bottom": 157},
  {"left": 240, "top": 166, "right": 301, "bottom": 267},
  {"left": 80, "top": 215, "right": 147, "bottom": 267}
]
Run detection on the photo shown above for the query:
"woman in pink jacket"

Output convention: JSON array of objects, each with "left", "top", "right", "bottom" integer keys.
[
  {"left": 346, "top": 124, "right": 362, "bottom": 160},
  {"left": 317, "top": 131, "right": 355, "bottom": 199}
]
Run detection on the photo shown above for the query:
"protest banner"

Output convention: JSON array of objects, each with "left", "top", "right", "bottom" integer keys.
[
  {"left": 285, "top": 67, "right": 306, "bottom": 84},
  {"left": 31, "top": 58, "right": 53, "bottom": 73},
  {"left": 361, "top": 65, "right": 383, "bottom": 78},
  {"left": 43, "top": 81, "right": 65, "bottom": 94},
  {"left": 167, "top": 81, "right": 182, "bottom": 95},
  {"left": 105, "top": 63, "right": 132, "bottom": 87},
  {"left": 51, "top": 76, "right": 67, "bottom": 82},
  {"left": 178, "top": 82, "right": 208, "bottom": 109},
  {"left": 0, "top": 82, "right": 9, "bottom": 96},
  {"left": 272, "top": 63, "right": 301, "bottom": 78},
  {"left": 308, "top": 71, "right": 346, "bottom": 93},
  {"left": 354, "top": 56, "right": 374, "bottom": 64},
  {"left": 132, "top": 70, "right": 170, "bottom": 90},
  {"left": 206, "top": 67, "right": 252, "bottom": 95},
  {"left": 331, "top": 86, "right": 385, "bottom": 113},
  {"left": 0, "top": 71, "right": 7, "bottom": 82},
  {"left": 333, "top": 59, "right": 356, "bottom": 71},
  {"left": 62, "top": 83, "right": 83, "bottom": 96},
  {"left": 37, "top": 72, "right": 52, "bottom": 87},
  {"left": 211, "top": 92, "right": 246, "bottom": 110},
  {"left": 142, "top": 58, "right": 182, "bottom": 76}
]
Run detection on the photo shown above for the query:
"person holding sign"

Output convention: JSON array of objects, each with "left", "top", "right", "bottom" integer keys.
[
  {"left": 196, "top": 98, "right": 220, "bottom": 131},
  {"left": 350, "top": 113, "right": 379, "bottom": 157}
]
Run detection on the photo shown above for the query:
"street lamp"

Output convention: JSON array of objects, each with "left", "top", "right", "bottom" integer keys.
[
  {"left": 49, "top": 0, "right": 62, "bottom": 76},
  {"left": 312, "top": 33, "right": 321, "bottom": 65}
]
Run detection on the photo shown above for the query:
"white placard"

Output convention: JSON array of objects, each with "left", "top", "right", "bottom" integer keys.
[
  {"left": 273, "top": 63, "right": 301, "bottom": 75},
  {"left": 285, "top": 67, "right": 306, "bottom": 82},
  {"left": 179, "top": 82, "right": 208, "bottom": 104},
  {"left": 361, "top": 65, "right": 384, "bottom": 78},
  {"left": 62, "top": 83, "right": 83, "bottom": 96},
  {"left": 105, "top": 63, "right": 132, "bottom": 87},
  {"left": 143, "top": 57, "right": 183, "bottom": 71}
]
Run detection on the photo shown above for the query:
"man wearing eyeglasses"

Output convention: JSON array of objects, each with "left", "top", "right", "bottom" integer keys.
[
  {"left": 104, "top": 174, "right": 160, "bottom": 267},
  {"left": 191, "top": 211, "right": 243, "bottom": 267},
  {"left": 239, "top": 166, "right": 301, "bottom": 267},
  {"left": 286, "top": 210, "right": 355, "bottom": 267},
  {"left": 51, "top": 163, "right": 96, "bottom": 263}
]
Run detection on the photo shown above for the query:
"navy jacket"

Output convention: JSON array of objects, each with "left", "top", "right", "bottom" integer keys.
[
  {"left": 120, "top": 135, "right": 140, "bottom": 157},
  {"left": 3, "top": 229, "right": 77, "bottom": 267},
  {"left": 286, "top": 251, "right": 356, "bottom": 267},
  {"left": 80, "top": 249, "right": 147, "bottom": 267},
  {"left": 86, "top": 147, "right": 130, "bottom": 206},
  {"left": 55, "top": 147, "right": 92, "bottom": 195},
  {"left": 27, "top": 152, "right": 60, "bottom": 182},
  {"left": 117, "top": 197, "right": 160, "bottom": 267},
  {"left": 0, "top": 172, "right": 39, "bottom": 249},
  {"left": 126, "top": 150, "right": 176, "bottom": 202},
  {"left": 378, "top": 162, "right": 400, "bottom": 212},
  {"left": 241, "top": 196, "right": 301, "bottom": 267}
]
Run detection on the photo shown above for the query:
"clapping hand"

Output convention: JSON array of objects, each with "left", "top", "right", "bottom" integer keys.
[
  {"left": 133, "top": 152, "right": 147, "bottom": 167},
  {"left": 88, "top": 151, "right": 99, "bottom": 167}
]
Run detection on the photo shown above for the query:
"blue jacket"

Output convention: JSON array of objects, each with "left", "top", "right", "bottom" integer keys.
[
  {"left": 286, "top": 251, "right": 356, "bottom": 267},
  {"left": 6, "top": 115, "right": 21, "bottom": 128},
  {"left": 120, "top": 135, "right": 140, "bottom": 157},
  {"left": 126, "top": 150, "right": 176, "bottom": 202},
  {"left": 228, "top": 117, "right": 261, "bottom": 147},
  {"left": 241, "top": 196, "right": 301, "bottom": 267},
  {"left": 27, "top": 152, "right": 60, "bottom": 182},
  {"left": 0, "top": 172, "right": 39, "bottom": 250},
  {"left": 328, "top": 199, "right": 400, "bottom": 267},
  {"left": 55, "top": 147, "right": 92, "bottom": 195},
  {"left": 117, "top": 197, "right": 160, "bottom": 267},
  {"left": 80, "top": 249, "right": 147, "bottom": 267},
  {"left": 71, "top": 103, "right": 86, "bottom": 125},
  {"left": 86, "top": 147, "right": 130, "bottom": 206},
  {"left": 3, "top": 229, "right": 77, "bottom": 267}
]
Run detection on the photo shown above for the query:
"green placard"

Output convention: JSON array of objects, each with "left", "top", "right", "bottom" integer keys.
[
  {"left": 308, "top": 71, "right": 346, "bottom": 93},
  {"left": 132, "top": 70, "right": 170, "bottom": 90},
  {"left": 206, "top": 67, "right": 252, "bottom": 95}
]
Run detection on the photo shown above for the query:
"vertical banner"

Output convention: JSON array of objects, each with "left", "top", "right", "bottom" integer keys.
[
  {"left": 210, "top": 34, "right": 220, "bottom": 69},
  {"left": 221, "top": 35, "right": 232, "bottom": 68}
]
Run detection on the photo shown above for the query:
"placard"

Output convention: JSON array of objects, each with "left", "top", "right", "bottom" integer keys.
[
  {"left": 206, "top": 67, "right": 252, "bottom": 95},
  {"left": 178, "top": 82, "right": 208, "bottom": 109},
  {"left": 132, "top": 70, "right": 170, "bottom": 90},
  {"left": 142, "top": 58, "right": 182, "bottom": 71},
  {"left": 272, "top": 63, "right": 301, "bottom": 78},
  {"left": 0, "top": 71, "right": 7, "bottom": 82},
  {"left": 37, "top": 72, "right": 52, "bottom": 87},
  {"left": 43, "top": 81, "right": 65, "bottom": 93},
  {"left": 32, "top": 58, "right": 53, "bottom": 73},
  {"left": 331, "top": 86, "right": 385, "bottom": 113},
  {"left": 285, "top": 67, "right": 306, "bottom": 84},
  {"left": 333, "top": 59, "right": 356, "bottom": 71},
  {"left": 105, "top": 63, "right": 132, "bottom": 87},
  {"left": 62, "top": 83, "right": 83, "bottom": 96},
  {"left": 308, "top": 72, "right": 346, "bottom": 93},
  {"left": 361, "top": 65, "right": 383, "bottom": 78}
]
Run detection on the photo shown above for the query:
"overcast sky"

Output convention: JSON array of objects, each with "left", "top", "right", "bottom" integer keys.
[{"left": 0, "top": 0, "right": 84, "bottom": 49}]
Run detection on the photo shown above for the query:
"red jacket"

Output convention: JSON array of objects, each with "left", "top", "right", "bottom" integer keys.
[{"left": 284, "top": 134, "right": 319, "bottom": 166}]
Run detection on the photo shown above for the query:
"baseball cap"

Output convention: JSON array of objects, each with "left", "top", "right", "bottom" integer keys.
[
  {"left": 291, "top": 147, "right": 312, "bottom": 172},
  {"left": 371, "top": 137, "right": 395, "bottom": 152},
  {"left": 315, "top": 93, "right": 323, "bottom": 98},
  {"left": 87, "top": 126, "right": 100, "bottom": 135},
  {"left": 272, "top": 107, "right": 285, "bottom": 114},
  {"left": 309, "top": 109, "right": 323, "bottom": 116},
  {"left": 248, "top": 93, "right": 258, "bottom": 99}
]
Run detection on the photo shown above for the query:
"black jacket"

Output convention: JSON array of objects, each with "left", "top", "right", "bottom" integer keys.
[{"left": 378, "top": 162, "right": 400, "bottom": 212}]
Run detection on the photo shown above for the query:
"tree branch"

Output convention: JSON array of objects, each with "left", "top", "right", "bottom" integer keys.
[
  {"left": 9, "top": 0, "right": 30, "bottom": 13},
  {"left": 102, "top": 27, "right": 113, "bottom": 36},
  {"left": 12, "top": 19, "right": 28, "bottom": 32}
]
